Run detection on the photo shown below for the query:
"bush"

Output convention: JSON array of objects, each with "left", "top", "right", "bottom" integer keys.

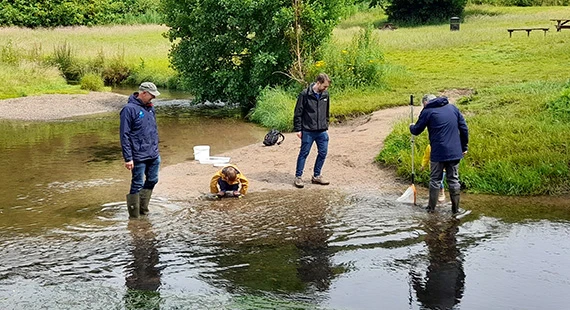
[
  {"left": 0, "top": 0, "right": 162, "bottom": 27},
  {"left": 80, "top": 73, "right": 105, "bottom": 91},
  {"left": 49, "top": 42, "right": 84, "bottom": 83},
  {"left": 307, "top": 25, "right": 385, "bottom": 90},
  {"left": 385, "top": 0, "right": 468, "bottom": 24},
  {"left": 249, "top": 87, "right": 296, "bottom": 131}
]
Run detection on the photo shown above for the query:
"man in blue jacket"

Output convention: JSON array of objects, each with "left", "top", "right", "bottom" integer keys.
[
  {"left": 410, "top": 95, "right": 469, "bottom": 214},
  {"left": 120, "top": 82, "right": 161, "bottom": 218}
]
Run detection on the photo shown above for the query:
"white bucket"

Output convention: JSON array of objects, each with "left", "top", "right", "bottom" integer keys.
[{"left": 193, "top": 145, "right": 210, "bottom": 161}]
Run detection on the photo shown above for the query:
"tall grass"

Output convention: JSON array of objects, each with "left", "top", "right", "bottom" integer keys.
[{"left": 0, "top": 25, "right": 174, "bottom": 98}]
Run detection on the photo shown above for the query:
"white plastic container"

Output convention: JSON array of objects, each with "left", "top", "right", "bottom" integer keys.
[
  {"left": 193, "top": 145, "right": 210, "bottom": 161},
  {"left": 199, "top": 156, "right": 231, "bottom": 165}
]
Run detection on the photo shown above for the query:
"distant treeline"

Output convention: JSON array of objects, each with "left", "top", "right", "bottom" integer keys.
[
  {"left": 0, "top": 0, "right": 161, "bottom": 27},
  {"left": 467, "top": 0, "right": 568, "bottom": 5}
]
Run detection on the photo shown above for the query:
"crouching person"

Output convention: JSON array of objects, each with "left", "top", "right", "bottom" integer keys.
[
  {"left": 120, "top": 82, "right": 161, "bottom": 218},
  {"left": 210, "top": 165, "right": 249, "bottom": 198}
]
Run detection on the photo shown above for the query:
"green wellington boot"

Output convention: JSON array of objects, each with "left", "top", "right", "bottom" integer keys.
[
  {"left": 450, "top": 188, "right": 461, "bottom": 214},
  {"left": 139, "top": 189, "right": 153, "bottom": 216},
  {"left": 426, "top": 187, "right": 440, "bottom": 213},
  {"left": 126, "top": 193, "right": 140, "bottom": 219}
]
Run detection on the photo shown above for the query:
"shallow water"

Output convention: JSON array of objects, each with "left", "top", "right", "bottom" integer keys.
[{"left": 1, "top": 107, "right": 569, "bottom": 309}]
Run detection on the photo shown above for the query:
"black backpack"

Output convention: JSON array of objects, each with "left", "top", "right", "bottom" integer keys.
[{"left": 263, "top": 129, "right": 285, "bottom": 146}]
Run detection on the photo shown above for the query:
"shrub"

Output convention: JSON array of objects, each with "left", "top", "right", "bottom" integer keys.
[
  {"left": 249, "top": 87, "right": 296, "bottom": 131},
  {"left": 49, "top": 42, "right": 84, "bottom": 83},
  {"left": 385, "top": 0, "right": 468, "bottom": 24},
  {"left": 307, "top": 25, "right": 385, "bottom": 90},
  {"left": 80, "top": 73, "right": 105, "bottom": 91}
]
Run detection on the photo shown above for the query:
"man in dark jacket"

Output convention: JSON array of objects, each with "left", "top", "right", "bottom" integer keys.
[
  {"left": 293, "top": 73, "right": 331, "bottom": 188},
  {"left": 410, "top": 95, "right": 469, "bottom": 213},
  {"left": 120, "top": 82, "right": 161, "bottom": 218}
]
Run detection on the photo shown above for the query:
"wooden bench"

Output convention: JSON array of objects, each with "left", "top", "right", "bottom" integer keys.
[
  {"left": 551, "top": 19, "right": 570, "bottom": 32},
  {"left": 507, "top": 27, "right": 549, "bottom": 37}
]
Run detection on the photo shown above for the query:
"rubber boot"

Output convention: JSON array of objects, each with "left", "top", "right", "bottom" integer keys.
[
  {"left": 427, "top": 187, "right": 440, "bottom": 213},
  {"left": 139, "top": 189, "right": 153, "bottom": 216},
  {"left": 126, "top": 193, "right": 140, "bottom": 219},
  {"left": 450, "top": 188, "right": 461, "bottom": 214}
]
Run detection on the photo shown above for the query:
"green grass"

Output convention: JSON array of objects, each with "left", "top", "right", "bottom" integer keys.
[{"left": 0, "top": 25, "right": 174, "bottom": 98}]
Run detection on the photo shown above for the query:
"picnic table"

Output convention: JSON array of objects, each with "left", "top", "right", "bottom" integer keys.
[
  {"left": 507, "top": 27, "right": 549, "bottom": 37},
  {"left": 551, "top": 19, "right": 570, "bottom": 32}
]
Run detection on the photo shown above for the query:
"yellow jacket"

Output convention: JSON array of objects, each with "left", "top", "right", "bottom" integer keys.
[
  {"left": 210, "top": 164, "right": 249, "bottom": 195},
  {"left": 421, "top": 145, "right": 431, "bottom": 169}
]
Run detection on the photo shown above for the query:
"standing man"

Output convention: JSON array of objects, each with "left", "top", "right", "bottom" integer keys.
[
  {"left": 410, "top": 95, "right": 469, "bottom": 214},
  {"left": 293, "top": 73, "right": 331, "bottom": 188},
  {"left": 120, "top": 82, "right": 161, "bottom": 218}
]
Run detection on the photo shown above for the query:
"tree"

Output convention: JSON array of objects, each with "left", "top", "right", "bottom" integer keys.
[
  {"left": 371, "top": 0, "right": 467, "bottom": 24},
  {"left": 161, "top": 0, "right": 345, "bottom": 110}
]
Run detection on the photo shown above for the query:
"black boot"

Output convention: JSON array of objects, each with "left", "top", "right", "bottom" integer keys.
[
  {"left": 427, "top": 187, "right": 440, "bottom": 213},
  {"left": 126, "top": 193, "right": 140, "bottom": 219},
  {"left": 450, "top": 188, "right": 461, "bottom": 214},
  {"left": 139, "top": 189, "right": 153, "bottom": 216}
]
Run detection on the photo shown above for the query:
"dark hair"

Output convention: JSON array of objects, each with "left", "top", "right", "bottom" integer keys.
[
  {"left": 222, "top": 167, "right": 237, "bottom": 182},
  {"left": 316, "top": 73, "right": 331, "bottom": 84}
]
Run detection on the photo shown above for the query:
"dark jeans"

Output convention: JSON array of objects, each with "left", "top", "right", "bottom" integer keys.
[
  {"left": 130, "top": 156, "right": 161, "bottom": 194},
  {"left": 218, "top": 178, "right": 239, "bottom": 192},
  {"left": 295, "top": 130, "right": 329, "bottom": 178},
  {"left": 430, "top": 160, "right": 460, "bottom": 191}
]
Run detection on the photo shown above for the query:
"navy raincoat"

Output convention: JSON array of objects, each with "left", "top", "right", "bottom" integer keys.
[
  {"left": 119, "top": 93, "right": 159, "bottom": 162},
  {"left": 410, "top": 97, "right": 468, "bottom": 162}
]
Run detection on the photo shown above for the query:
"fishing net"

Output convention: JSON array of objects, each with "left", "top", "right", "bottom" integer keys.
[{"left": 396, "top": 184, "right": 416, "bottom": 204}]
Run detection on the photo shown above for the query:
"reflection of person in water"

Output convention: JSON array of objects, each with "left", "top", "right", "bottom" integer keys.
[
  {"left": 124, "top": 219, "right": 162, "bottom": 309},
  {"left": 412, "top": 217, "right": 465, "bottom": 310}
]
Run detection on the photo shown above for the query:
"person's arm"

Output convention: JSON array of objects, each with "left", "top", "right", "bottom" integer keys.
[
  {"left": 457, "top": 110, "right": 469, "bottom": 153},
  {"left": 119, "top": 107, "right": 134, "bottom": 169},
  {"left": 239, "top": 174, "right": 249, "bottom": 195},
  {"left": 293, "top": 92, "right": 304, "bottom": 133},
  {"left": 210, "top": 172, "right": 222, "bottom": 194},
  {"left": 410, "top": 110, "right": 428, "bottom": 136}
]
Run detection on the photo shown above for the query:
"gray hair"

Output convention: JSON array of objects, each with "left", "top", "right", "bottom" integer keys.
[{"left": 422, "top": 94, "right": 437, "bottom": 105}]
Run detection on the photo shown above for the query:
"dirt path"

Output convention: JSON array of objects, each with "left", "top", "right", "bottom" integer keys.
[{"left": 156, "top": 106, "right": 414, "bottom": 200}]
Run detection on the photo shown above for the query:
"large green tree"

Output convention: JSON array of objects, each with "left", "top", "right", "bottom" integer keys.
[
  {"left": 369, "top": 0, "right": 467, "bottom": 24},
  {"left": 162, "top": 0, "right": 345, "bottom": 109}
]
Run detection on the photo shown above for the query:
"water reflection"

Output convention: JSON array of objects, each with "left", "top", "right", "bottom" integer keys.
[
  {"left": 190, "top": 191, "right": 344, "bottom": 295},
  {"left": 411, "top": 215, "right": 465, "bottom": 310},
  {"left": 124, "top": 219, "right": 162, "bottom": 309}
]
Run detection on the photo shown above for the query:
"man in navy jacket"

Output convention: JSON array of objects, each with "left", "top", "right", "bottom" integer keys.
[
  {"left": 120, "top": 82, "right": 161, "bottom": 218},
  {"left": 410, "top": 95, "right": 469, "bottom": 213}
]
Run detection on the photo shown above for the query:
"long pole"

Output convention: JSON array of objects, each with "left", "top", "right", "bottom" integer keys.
[{"left": 410, "top": 95, "right": 415, "bottom": 186}]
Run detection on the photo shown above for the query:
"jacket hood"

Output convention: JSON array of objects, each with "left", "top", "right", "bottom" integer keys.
[
  {"left": 425, "top": 97, "right": 449, "bottom": 109},
  {"left": 128, "top": 93, "right": 147, "bottom": 107}
]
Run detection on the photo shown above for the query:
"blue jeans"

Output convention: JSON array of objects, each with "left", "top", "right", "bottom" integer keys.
[
  {"left": 130, "top": 156, "right": 161, "bottom": 194},
  {"left": 295, "top": 131, "right": 329, "bottom": 178}
]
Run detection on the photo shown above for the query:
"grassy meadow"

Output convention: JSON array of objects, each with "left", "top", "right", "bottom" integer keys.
[
  {"left": 1, "top": 5, "right": 569, "bottom": 195},
  {"left": 0, "top": 24, "right": 173, "bottom": 98}
]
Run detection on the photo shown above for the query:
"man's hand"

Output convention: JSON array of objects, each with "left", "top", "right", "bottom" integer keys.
[
  {"left": 124, "top": 160, "right": 134, "bottom": 170},
  {"left": 217, "top": 191, "right": 225, "bottom": 197},
  {"left": 233, "top": 191, "right": 241, "bottom": 197},
  {"left": 296, "top": 132, "right": 302, "bottom": 139}
]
